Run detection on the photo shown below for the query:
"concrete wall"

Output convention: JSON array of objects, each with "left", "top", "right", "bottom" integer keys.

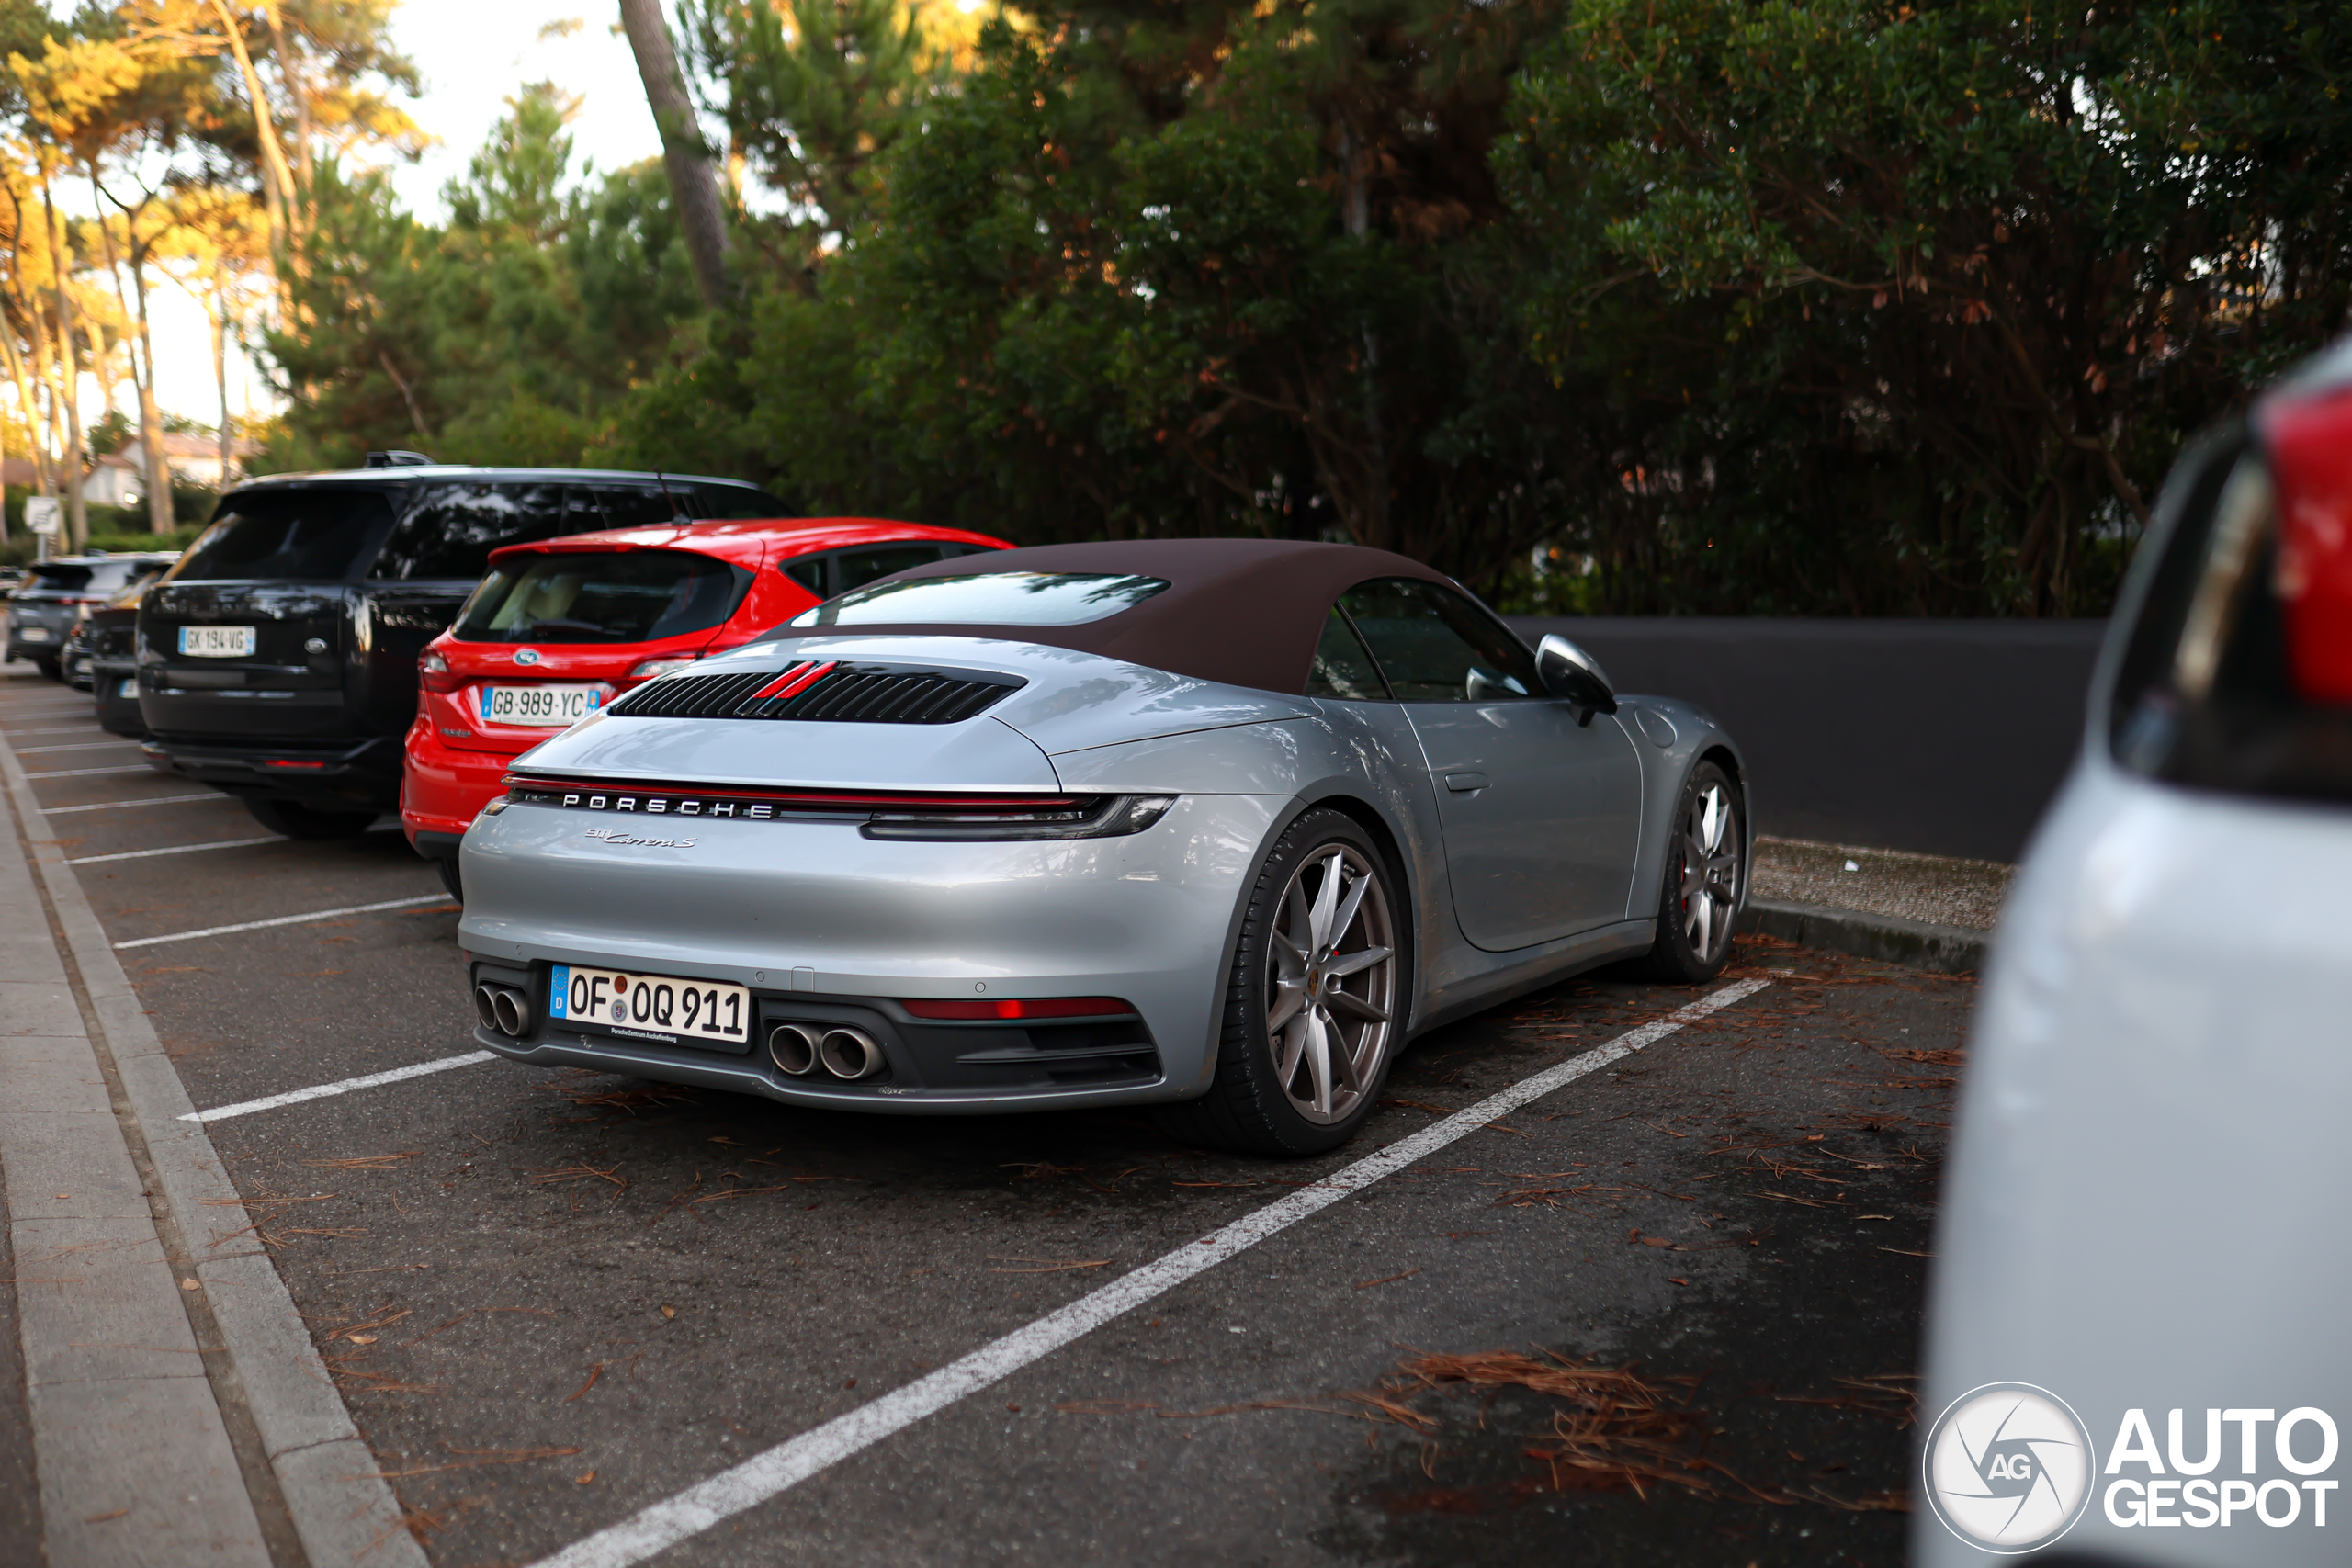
[{"left": 1505, "top": 617, "right": 2109, "bottom": 863}]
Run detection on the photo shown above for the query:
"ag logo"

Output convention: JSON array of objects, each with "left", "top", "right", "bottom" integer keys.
[{"left": 1923, "top": 1382, "right": 2097, "bottom": 1553}]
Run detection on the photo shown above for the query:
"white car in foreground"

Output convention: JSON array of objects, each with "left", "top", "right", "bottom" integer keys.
[{"left": 1918, "top": 340, "right": 2352, "bottom": 1565}]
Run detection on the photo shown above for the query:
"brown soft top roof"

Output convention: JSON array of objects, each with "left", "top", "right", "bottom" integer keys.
[{"left": 754, "top": 538, "right": 1457, "bottom": 694}]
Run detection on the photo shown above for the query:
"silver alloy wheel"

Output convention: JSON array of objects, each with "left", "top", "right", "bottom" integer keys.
[
  {"left": 1266, "top": 843, "right": 1396, "bottom": 1125},
  {"left": 1678, "top": 780, "right": 1741, "bottom": 964}
]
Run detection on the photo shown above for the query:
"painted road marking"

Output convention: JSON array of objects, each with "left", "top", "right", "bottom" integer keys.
[
  {"left": 70, "top": 836, "right": 284, "bottom": 865},
  {"left": 45, "top": 793, "right": 230, "bottom": 815},
  {"left": 525, "top": 976, "right": 1774, "bottom": 1568},
  {"left": 23, "top": 763, "right": 153, "bottom": 779},
  {"left": 179, "top": 1052, "right": 502, "bottom": 1124},
  {"left": 15, "top": 739, "right": 135, "bottom": 753},
  {"left": 2, "top": 725, "right": 109, "bottom": 737},
  {"left": 116, "top": 894, "right": 453, "bottom": 950},
  {"left": 67, "top": 825, "right": 399, "bottom": 865}
]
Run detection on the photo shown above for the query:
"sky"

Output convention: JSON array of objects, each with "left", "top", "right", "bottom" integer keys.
[{"left": 134, "top": 2, "right": 670, "bottom": 434}]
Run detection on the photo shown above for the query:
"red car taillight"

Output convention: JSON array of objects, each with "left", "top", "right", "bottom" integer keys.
[
  {"left": 2267, "top": 383, "right": 2352, "bottom": 705},
  {"left": 628, "top": 654, "right": 701, "bottom": 682},
  {"left": 420, "top": 649, "right": 463, "bottom": 694}
]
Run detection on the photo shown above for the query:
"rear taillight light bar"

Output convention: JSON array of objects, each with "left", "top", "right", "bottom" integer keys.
[
  {"left": 900, "top": 997, "right": 1136, "bottom": 1021},
  {"left": 500, "top": 775, "right": 1177, "bottom": 840}
]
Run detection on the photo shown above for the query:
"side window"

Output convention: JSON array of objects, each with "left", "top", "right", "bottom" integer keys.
[
  {"left": 373, "top": 483, "right": 572, "bottom": 581},
  {"left": 832, "top": 543, "right": 954, "bottom": 594},
  {"left": 596, "top": 486, "right": 684, "bottom": 530},
  {"left": 694, "top": 485, "right": 786, "bottom": 520},
  {"left": 1339, "top": 577, "right": 1541, "bottom": 703},
  {"left": 782, "top": 557, "right": 828, "bottom": 596},
  {"left": 1306, "top": 607, "right": 1390, "bottom": 700}
]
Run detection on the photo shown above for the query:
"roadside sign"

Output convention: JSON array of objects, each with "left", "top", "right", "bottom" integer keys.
[{"left": 24, "top": 496, "right": 59, "bottom": 536}]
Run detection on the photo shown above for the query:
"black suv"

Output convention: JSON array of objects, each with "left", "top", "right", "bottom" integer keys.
[
  {"left": 138, "top": 465, "right": 786, "bottom": 837},
  {"left": 8, "top": 555, "right": 177, "bottom": 678}
]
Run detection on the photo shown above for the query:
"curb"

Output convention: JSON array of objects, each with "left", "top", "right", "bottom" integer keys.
[
  {"left": 0, "top": 726, "right": 427, "bottom": 1567},
  {"left": 1737, "top": 897, "right": 1989, "bottom": 975}
]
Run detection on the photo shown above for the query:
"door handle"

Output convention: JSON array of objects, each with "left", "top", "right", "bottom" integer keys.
[{"left": 1444, "top": 772, "right": 1489, "bottom": 793}]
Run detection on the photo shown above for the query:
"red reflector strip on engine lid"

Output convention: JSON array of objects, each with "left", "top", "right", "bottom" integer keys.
[
  {"left": 900, "top": 997, "right": 1138, "bottom": 1021},
  {"left": 748, "top": 660, "right": 828, "bottom": 702}
]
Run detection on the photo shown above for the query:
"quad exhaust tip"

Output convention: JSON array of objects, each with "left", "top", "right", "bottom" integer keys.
[
  {"left": 477, "top": 983, "right": 530, "bottom": 1039},
  {"left": 767, "top": 1023, "right": 820, "bottom": 1077},
  {"left": 818, "top": 1027, "right": 887, "bottom": 1080}
]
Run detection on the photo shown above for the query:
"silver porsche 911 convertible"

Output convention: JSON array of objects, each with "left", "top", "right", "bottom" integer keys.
[{"left": 456, "top": 540, "right": 1749, "bottom": 1154}]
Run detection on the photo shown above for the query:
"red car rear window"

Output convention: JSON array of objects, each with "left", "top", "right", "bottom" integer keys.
[{"left": 453, "top": 551, "right": 746, "bottom": 645}]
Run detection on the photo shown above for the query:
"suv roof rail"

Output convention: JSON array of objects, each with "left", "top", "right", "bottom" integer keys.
[{"left": 364, "top": 449, "right": 437, "bottom": 468}]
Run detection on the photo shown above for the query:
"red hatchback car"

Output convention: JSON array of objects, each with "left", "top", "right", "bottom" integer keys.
[{"left": 401, "top": 517, "right": 1010, "bottom": 893}]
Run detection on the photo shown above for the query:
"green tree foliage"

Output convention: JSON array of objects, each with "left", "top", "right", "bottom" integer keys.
[
  {"left": 1498, "top": 0, "right": 2352, "bottom": 615},
  {"left": 261, "top": 0, "right": 2352, "bottom": 613},
  {"left": 613, "top": 0, "right": 1580, "bottom": 584},
  {"left": 266, "top": 83, "right": 705, "bottom": 467}
]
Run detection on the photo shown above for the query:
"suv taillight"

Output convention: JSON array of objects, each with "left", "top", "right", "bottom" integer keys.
[{"left": 420, "top": 649, "right": 463, "bottom": 694}]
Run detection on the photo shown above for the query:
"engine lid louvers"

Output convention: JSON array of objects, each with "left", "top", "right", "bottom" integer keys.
[{"left": 605, "top": 661, "right": 1024, "bottom": 725}]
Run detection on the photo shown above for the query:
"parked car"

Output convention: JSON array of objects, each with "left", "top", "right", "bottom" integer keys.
[
  {"left": 63, "top": 566, "right": 177, "bottom": 691},
  {"left": 453, "top": 539, "right": 1749, "bottom": 1155},
  {"left": 1917, "top": 341, "right": 2352, "bottom": 1564},
  {"left": 136, "top": 464, "right": 786, "bottom": 839},
  {"left": 8, "top": 554, "right": 175, "bottom": 679},
  {"left": 86, "top": 576, "right": 161, "bottom": 736},
  {"left": 402, "top": 516, "right": 1010, "bottom": 897}
]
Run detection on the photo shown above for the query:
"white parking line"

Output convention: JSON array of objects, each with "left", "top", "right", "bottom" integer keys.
[
  {"left": 526, "top": 976, "right": 1773, "bottom": 1568},
  {"left": 4, "top": 725, "right": 107, "bottom": 736},
  {"left": 17, "top": 739, "right": 136, "bottom": 753},
  {"left": 179, "top": 1052, "right": 501, "bottom": 1123},
  {"left": 69, "top": 836, "right": 283, "bottom": 865},
  {"left": 116, "top": 893, "right": 454, "bottom": 950},
  {"left": 46, "top": 793, "right": 234, "bottom": 815},
  {"left": 23, "top": 763, "right": 151, "bottom": 778}
]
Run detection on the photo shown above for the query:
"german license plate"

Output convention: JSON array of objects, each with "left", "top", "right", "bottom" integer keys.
[
  {"left": 17, "top": 626, "right": 49, "bottom": 642},
  {"left": 481, "top": 683, "right": 602, "bottom": 727},
  {"left": 548, "top": 964, "right": 750, "bottom": 1047},
  {"left": 179, "top": 625, "right": 254, "bottom": 657}
]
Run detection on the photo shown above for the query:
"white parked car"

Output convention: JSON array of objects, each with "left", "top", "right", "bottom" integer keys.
[{"left": 1917, "top": 341, "right": 2352, "bottom": 1563}]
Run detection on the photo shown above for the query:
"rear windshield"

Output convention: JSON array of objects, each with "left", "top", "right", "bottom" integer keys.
[
  {"left": 790, "top": 571, "right": 1169, "bottom": 627},
  {"left": 452, "top": 550, "right": 746, "bottom": 645},
  {"left": 177, "top": 489, "right": 397, "bottom": 581},
  {"left": 25, "top": 559, "right": 153, "bottom": 595}
]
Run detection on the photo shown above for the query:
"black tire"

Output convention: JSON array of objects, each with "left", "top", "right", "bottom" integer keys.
[
  {"left": 1150, "top": 807, "right": 1408, "bottom": 1157},
  {"left": 243, "top": 797, "right": 379, "bottom": 840},
  {"left": 1637, "top": 759, "right": 1747, "bottom": 983},
  {"left": 433, "top": 855, "right": 463, "bottom": 902},
  {"left": 33, "top": 659, "right": 60, "bottom": 681}
]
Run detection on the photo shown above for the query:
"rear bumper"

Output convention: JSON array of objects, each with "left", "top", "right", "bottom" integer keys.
[
  {"left": 140, "top": 732, "right": 403, "bottom": 809},
  {"left": 457, "top": 793, "right": 1283, "bottom": 1109},
  {"left": 401, "top": 721, "right": 523, "bottom": 848},
  {"left": 93, "top": 667, "right": 145, "bottom": 737}
]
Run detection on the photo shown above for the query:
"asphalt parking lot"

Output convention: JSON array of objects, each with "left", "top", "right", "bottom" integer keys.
[{"left": 1, "top": 661, "right": 1972, "bottom": 1568}]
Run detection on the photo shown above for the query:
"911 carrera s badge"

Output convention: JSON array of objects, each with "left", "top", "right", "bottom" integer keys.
[{"left": 583, "top": 828, "right": 698, "bottom": 849}]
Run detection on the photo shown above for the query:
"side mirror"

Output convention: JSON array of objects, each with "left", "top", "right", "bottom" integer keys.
[{"left": 1537, "top": 635, "right": 1618, "bottom": 727}]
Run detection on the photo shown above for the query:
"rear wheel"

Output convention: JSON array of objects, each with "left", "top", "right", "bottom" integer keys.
[
  {"left": 433, "top": 856, "right": 463, "bottom": 902},
  {"left": 243, "top": 797, "right": 378, "bottom": 840},
  {"left": 33, "top": 658, "right": 59, "bottom": 681},
  {"left": 1637, "top": 760, "right": 1745, "bottom": 982},
  {"left": 1151, "top": 808, "right": 1405, "bottom": 1156}
]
